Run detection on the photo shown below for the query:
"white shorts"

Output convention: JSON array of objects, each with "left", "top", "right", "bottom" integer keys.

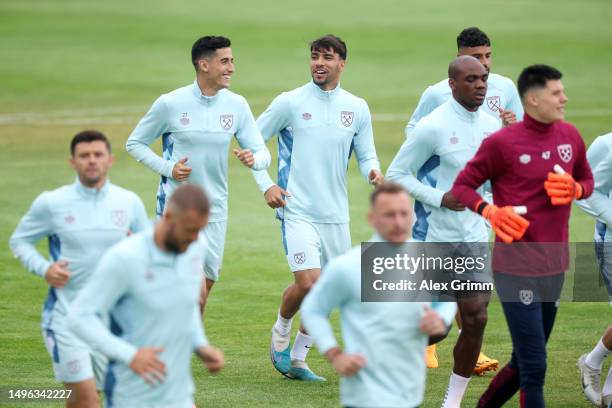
[
  {"left": 42, "top": 327, "right": 107, "bottom": 387},
  {"left": 201, "top": 221, "right": 227, "bottom": 281},
  {"left": 281, "top": 218, "right": 351, "bottom": 272}
]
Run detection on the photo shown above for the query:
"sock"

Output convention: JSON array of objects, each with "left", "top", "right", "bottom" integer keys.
[
  {"left": 604, "top": 367, "right": 612, "bottom": 397},
  {"left": 441, "top": 372, "right": 470, "bottom": 408},
  {"left": 586, "top": 338, "right": 611, "bottom": 370},
  {"left": 290, "top": 330, "right": 313, "bottom": 362},
  {"left": 274, "top": 310, "right": 292, "bottom": 336}
]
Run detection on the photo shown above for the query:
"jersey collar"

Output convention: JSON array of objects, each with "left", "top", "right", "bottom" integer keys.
[
  {"left": 147, "top": 228, "right": 177, "bottom": 267},
  {"left": 74, "top": 177, "right": 110, "bottom": 198},
  {"left": 309, "top": 80, "right": 341, "bottom": 100},
  {"left": 192, "top": 80, "right": 221, "bottom": 105},
  {"left": 523, "top": 113, "right": 555, "bottom": 134},
  {"left": 449, "top": 97, "right": 479, "bottom": 123}
]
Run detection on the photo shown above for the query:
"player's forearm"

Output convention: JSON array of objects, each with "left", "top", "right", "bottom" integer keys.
[
  {"left": 251, "top": 147, "right": 271, "bottom": 171},
  {"left": 358, "top": 158, "right": 381, "bottom": 182},
  {"left": 251, "top": 169, "right": 275, "bottom": 193},
  {"left": 451, "top": 171, "right": 487, "bottom": 211},
  {"left": 192, "top": 307, "right": 209, "bottom": 350},
  {"left": 300, "top": 311, "right": 338, "bottom": 354},
  {"left": 386, "top": 170, "right": 445, "bottom": 208},
  {"left": 126, "top": 139, "right": 175, "bottom": 178},
  {"left": 68, "top": 311, "right": 137, "bottom": 364},
  {"left": 431, "top": 301, "right": 457, "bottom": 328},
  {"left": 8, "top": 239, "right": 50, "bottom": 277},
  {"left": 577, "top": 192, "right": 612, "bottom": 226}
]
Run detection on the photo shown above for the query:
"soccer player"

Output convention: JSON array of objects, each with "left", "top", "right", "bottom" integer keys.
[
  {"left": 252, "top": 34, "right": 383, "bottom": 381},
  {"left": 578, "top": 326, "right": 612, "bottom": 407},
  {"left": 452, "top": 64, "right": 594, "bottom": 408},
  {"left": 406, "top": 26, "right": 521, "bottom": 372},
  {"left": 68, "top": 185, "right": 224, "bottom": 408},
  {"left": 9, "top": 130, "right": 149, "bottom": 408},
  {"left": 301, "top": 183, "right": 456, "bottom": 408},
  {"left": 575, "top": 131, "right": 612, "bottom": 406},
  {"left": 126, "top": 35, "right": 271, "bottom": 311},
  {"left": 387, "top": 56, "right": 500, "bottom": 408},
  {"left": 576, "top": 131, "right": 612, "bottom": 301}
]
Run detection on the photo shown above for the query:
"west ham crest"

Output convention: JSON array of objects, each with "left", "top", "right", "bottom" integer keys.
[
  {"left": 486, "top": 96, "right": 501, "bottom": 112},
  {"left": 557, "top": 144, "right": 572, "bottom": 163},
  {"left": 111, "top": 210, "right": 127, "bottom": 228},
  {"left": 519, "top": 289, "right": 533, "bottom": 305},
  {"left": 340, "top": 111, "right": 354, "bottom": 127},
  {"left": 220, "top": 114, "right": 233, "bottom": 130},
  {"left": 294, "top": 252, "right": 306, "bottom": 265}
]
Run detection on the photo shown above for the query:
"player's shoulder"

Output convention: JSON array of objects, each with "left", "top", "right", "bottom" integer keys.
[
  {"left": 40, "top": 183, "right": 79, "bottom": 203},
  {"left": 107, "top": 183, "right": 142, "bottom": 203},
  {"left": 424, "top": 78, "right": 452, "bottom": 98},
  {"left": 337, "top": 87, "right": 367, "bottom": 107},
  {"left": 417, "top": 99, "right": 451, "bottom": 128},
  {"left": 488, "top": 73, "right": 517, "bottom": 91},
  {"left": 106, "top": 231, "right": 149, "bottom": 260},
  {"left": 163, "top": 83, "right": 194, "bottom": 101},
  {"left": 218, "top": 88, "right": 248, "bottom": 105}
]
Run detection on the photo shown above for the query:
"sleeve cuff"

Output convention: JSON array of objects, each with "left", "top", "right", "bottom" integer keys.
[
  {"left": 115, "top": 343, "right": 138, "bottom": 365},
  {"left": 315, "top": 337, "right": 339, "bottom": 355}
]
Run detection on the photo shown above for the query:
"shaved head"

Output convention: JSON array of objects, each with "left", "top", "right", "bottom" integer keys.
[
  {"left": 167, "top": 184, "right": 210, "bottom": 216},
  {"left": 448, "top": 55, "right": 488, "bottom": 111},
  {"left": 448, "top": 55, "right": 483, "bottom": 79}
]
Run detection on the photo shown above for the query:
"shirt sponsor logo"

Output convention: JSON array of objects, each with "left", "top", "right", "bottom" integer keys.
[
  {"left": 340, "top": 111, "right": 354, "bottom": 127},
  {"left": 486, "top": 96, "right": 501, "bottom": 112},
  {"left": 294, "top": 252, "right": 306, "bottom": 265},
  {"left": 220, "top": 114, "right": 233, "bottom": 130},
  {"left": 111, "top": 210, "right": 127, "bottom": 228},
  {"left": 557, "top": 144, "right": 572, "bottom": 163},
  {"left": 519, "top": 289, "right": 533, "bottom": 305},
  {"left": 519, "top": 154, "right": 531, "bottom": 164},
  {"left": 180, "top": 112, "right": 190, "bottom": 126},
  {"left": 302, "top": 112, "right": 312, "bottom": 120},
  {"left": 542, "top": 151, "right": 551, "bottom": 160}
]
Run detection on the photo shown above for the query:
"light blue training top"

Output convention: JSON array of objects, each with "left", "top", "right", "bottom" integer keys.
[{"left": 252, "top": 81, "right": 381, "bottom": 223}]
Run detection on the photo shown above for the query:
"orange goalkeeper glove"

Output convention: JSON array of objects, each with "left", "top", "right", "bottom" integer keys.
[
  {"left": 544, "top": 165, "right": 583, "bottom": 205},
  {"left": 477, "top": 202, "right": 530, "bottom": 243}
]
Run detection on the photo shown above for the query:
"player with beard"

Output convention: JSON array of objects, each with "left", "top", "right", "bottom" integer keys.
[{"left": 69, "top": 185, "right": 224, "bottom": 408}]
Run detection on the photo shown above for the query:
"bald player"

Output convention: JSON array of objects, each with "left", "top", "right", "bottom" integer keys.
[{"left": 387, "top": 56, "right": 501, "bottom": 408}]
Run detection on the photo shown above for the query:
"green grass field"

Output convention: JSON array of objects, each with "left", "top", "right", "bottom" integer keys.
[{"left": 1, "top": 0, "right": 611, "bottom": 406}]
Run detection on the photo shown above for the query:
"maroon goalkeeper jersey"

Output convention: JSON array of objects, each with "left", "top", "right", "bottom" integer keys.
[{"left": 452, "top": 114, "right": 593, "bottom": 275}]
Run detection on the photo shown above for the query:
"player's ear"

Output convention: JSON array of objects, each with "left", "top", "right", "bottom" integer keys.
[
  {"left": 198, "top": 59, "right": 209, "bottom": 73},
  {"left": 108, "top": 153, "right": 115, "bottom": 168},
  {"left": 448, "top": 78, "right": 456, "bottom": 91},
  {"left": 338, "top": 59, "right": 346, "bottom": 72}
]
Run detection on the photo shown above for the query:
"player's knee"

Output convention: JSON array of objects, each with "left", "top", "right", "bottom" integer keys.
[
  {"left": 295, "top": 279, "right": 315, "bottom": 293},
  {"left": 461, "top": 309, "right": 488, "bottom": 333},
  {"left": 520, "top": 358, "right": 547, "bottom": 387}
]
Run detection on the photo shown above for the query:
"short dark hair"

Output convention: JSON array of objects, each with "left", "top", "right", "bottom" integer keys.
[
  {"left": 370, "top": 182, "right": 408, "bottom": 206},
  {"left": 456, "top": 27, "right": 491, "bottom": 49},
  {"left": 517, "top": 64, "right": 563, "bottom": 99},
  {"left": 168, "top": 184, "right": 210, "bottom": 216},
  {"left": 191, "top": 36, "right": 231, "bottom": 69},
  {"left": 310, "top": 34, "right": 347, "bottom": 60},
  {"left": 70, "top": 130, "right": 111, "bottom": 156}
]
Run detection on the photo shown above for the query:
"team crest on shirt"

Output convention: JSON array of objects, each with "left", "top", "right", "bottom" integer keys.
[
  {"left": 557, "top": 144, "right": 572, "bottom": 163},
  {"left": 220, "top": 114, "right": 233, "bottom": 130},
  {"left": 486, "top": 96, "right": 501, "bottom": 112},
  {"left": 340, "top": 111, "right": 354, "bottom": 127},
  {"left": 179, "top": 112, "right": 190, "bottom": 126},
  {"left": 294, "top": 252, "right": 306, "bottom": 265},
  {"left": 450, "top": 135, "right": 459, "bottom": 144},
  {"left": 111, "top": 210, "right": 127, "bottom": 228},
  {"left": 519, "top": 289, "right": 533, "bottom": 305}
]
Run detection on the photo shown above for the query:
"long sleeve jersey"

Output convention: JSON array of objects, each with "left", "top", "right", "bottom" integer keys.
[
  {"left": 387, "top": 98, "right": 500, "bottom": 242},
  {"left": 9, "top": 179, "right": 149, "bottom": 331},
  {"left": 126, "top": 81, "right": 271, "bottom": 221},
  {"left": 251, "top": 81, "right": 381, "bottom": 223},
  {"left": 68, "top": 230, "right": 208, "bottom": 408},
  {"left": 452, "top": 114, "right": 594, "bottom": 275},
  {"left": 301, "top": 239, "right": 456, "bottom": 408},
  {"left": 576, "top": 133, "right": 612, "bottom": 241},
  {"left": 405, "top": 73, "right": 522, "bottom": 241}
]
